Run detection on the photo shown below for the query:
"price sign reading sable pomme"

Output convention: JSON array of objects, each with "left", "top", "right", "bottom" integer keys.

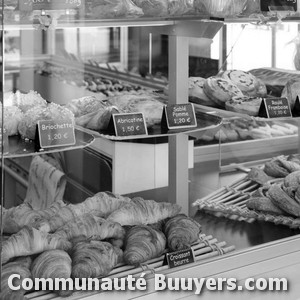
[
  {"left": 166, "top": 248, "right": 195, "bottom": 269},
  {"left": 37, "top": 119, "right": 76, "bottom": 149},
  {"left": 113, "top": 112, "right": 148, "bottom": 137},
  {"left": 164, "top": 103, "right": 197, "bottom": 130},
  {"left": 19, "top": 0, "right": 83, "bottom": 11},
  {"left": 259, "top": 97, "right": 292, "bottom": 118}
]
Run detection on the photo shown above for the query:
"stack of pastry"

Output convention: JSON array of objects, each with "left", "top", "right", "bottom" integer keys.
[
  {"left": 189, "top": 69, "right": 268, "bottom": 116},
  {"left": 197, "top": 119, "right": 297, "bottom": 144},
  {"left": 1, "top": 91, "right": 75, "bottom": 140},
  {"left": 246, "top": 156, "right": 300, "bottom": 218},
  {"left": 0, "top": 191, "right": 204, "bottom": 298}
]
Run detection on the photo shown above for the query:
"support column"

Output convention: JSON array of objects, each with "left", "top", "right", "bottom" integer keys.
[{"left": 168, "top": 35, "right": 189, "bottom": 215}]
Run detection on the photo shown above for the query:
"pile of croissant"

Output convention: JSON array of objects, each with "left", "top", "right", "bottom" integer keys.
[
  {"left": 246, "top": 154, "right": 300, "bottom": 217},
  {"left": 0, "top": 192, "right": 201, "bottom": 299}
]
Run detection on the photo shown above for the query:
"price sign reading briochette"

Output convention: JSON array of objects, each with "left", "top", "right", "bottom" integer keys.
[
  {"left": 19, "top": 0, "right": 83, "bottom": 11},
  {"left": 113, "top": 113, "right": 148, "bottom": 137},
  {"left": 163, "top": 103, "right": 197, "bottom": 130},
  {"left": 37, "top": 119, "right": 76, "bottom": 149}
]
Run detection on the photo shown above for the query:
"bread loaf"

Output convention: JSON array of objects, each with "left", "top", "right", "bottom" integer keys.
[
  {"left": 203, "top": 77, "right": 243, "bottom": 108},
  {"left": 187, "top": 77, "right": 217, "bottom": 107}
]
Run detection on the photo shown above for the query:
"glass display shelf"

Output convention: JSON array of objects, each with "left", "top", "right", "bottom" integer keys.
[{"left": 2, "top": 128, "right": 95, "bottom": 158}]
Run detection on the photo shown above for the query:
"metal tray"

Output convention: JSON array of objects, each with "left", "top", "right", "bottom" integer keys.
[
  {"left": 193, "top": 176, "right": 300, "bottom": 229},
  {"left": 78, "top": 111, "right": 223, "bottom": 141}
]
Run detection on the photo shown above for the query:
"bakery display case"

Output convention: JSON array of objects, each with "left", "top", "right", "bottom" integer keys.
[{"left": 2, "top": 1, "right": 300, "bottom": 300}]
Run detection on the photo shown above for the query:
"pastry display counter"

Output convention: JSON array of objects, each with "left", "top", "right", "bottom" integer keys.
[{"left": 2, "top": 2, "right": 300, "bottom": 300}]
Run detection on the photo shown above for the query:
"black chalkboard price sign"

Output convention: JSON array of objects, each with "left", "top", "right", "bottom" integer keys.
[
  {"left": 258, "top": 97, "right": 292, "bottom": 118},
  {"left": 162, "top": 103, "right": 197, "bottom": 130},
  {"left": 166, "top": 248, "right": 195, "bottom": 269},
  {"left": 113, "top": 112, "right": 148, "bottom": 137},
  {"left": 37, "top": 119, "right": 76, "bottom": 149},
  {"left": 260, "top": 0, "right": 297, "bottom": 11}
]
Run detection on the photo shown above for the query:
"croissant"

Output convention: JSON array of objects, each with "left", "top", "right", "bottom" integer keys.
[
  {"left": 163, "top": 214, "right": 201, "bottom": 252},
  {"left": 2, "top": 200, "right": 66, "bottom": 234},
  {"left": 2, "top": 203, "right": 41, "bottom": 234},
  {"left": 124, "top": 225, "right": 166, "bottom": 266},
  {"left": 35, "top": 192, "right": 130, "bottom": 233},
  {"left": 54, "top": 213, "right": 125, "bottom": 241},
  {"left": 0, "top": 256, "right": 32, "bottom": 300},
  {"left": 31, "top": 250, "right": 72, "bottom": 297},
  {"left": 71, "top": 240, "right": 123, "bottom": 278},
  {"left": 107, "top": 197, "right": 181, "bottom": 226},
  {"left": 1, "top": 226, "right": 71, "bottom": 264},
  {"left": 37, "top": 199, "right": 66, "bottom": 219}
]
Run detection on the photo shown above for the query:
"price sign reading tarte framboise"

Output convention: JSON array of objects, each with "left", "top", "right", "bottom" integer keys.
[
  {"left": 19, "top": 0, "right": 83, "bottom": 11},
  {"left": 260, "top": 0, "right": 297, "bottom": 12},
  {"left": 166, "top": 248, "right": 195, "bottom": 269},
  {"left": 162, "top": 103, "right": 197, "bottom": 130},
  {"left": 113, "top": 113, "right": 148, "bottom": 137},
  {"left": 37, "top": 119, "right": 76, "bottom": 149},
  {"left": 258, "top": 97, "right": 292, "bottom": 118}
]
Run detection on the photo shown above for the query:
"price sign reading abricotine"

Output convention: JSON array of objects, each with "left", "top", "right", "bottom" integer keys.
[
  {"left": 37, "top": 119, "right": 76, "bottom": 149},
  {"left": 258, "top": 97, "right": 292, "bottom": 118},
  {"left": 113, "top": 113, "right": 148, "bottom": 137},
  {"left": 19, "top": 0, "right": 83, "bottom": 11},
  {"left": 166, "top": 248, "right": 195, "bottom": 269},
  {"left": 163, "top": 103, "right": 197, "bottom": 130}
]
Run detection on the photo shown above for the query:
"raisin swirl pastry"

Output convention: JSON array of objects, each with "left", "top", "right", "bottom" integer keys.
[
  {"left": 225, "top": 95, "right": 263, "bottom": 116},
  {"left": 221, "top": 70, "right": 258, "bottom": 95},
  {"left": 203, "top": 77, "right": 243, "bottom": 108}
]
